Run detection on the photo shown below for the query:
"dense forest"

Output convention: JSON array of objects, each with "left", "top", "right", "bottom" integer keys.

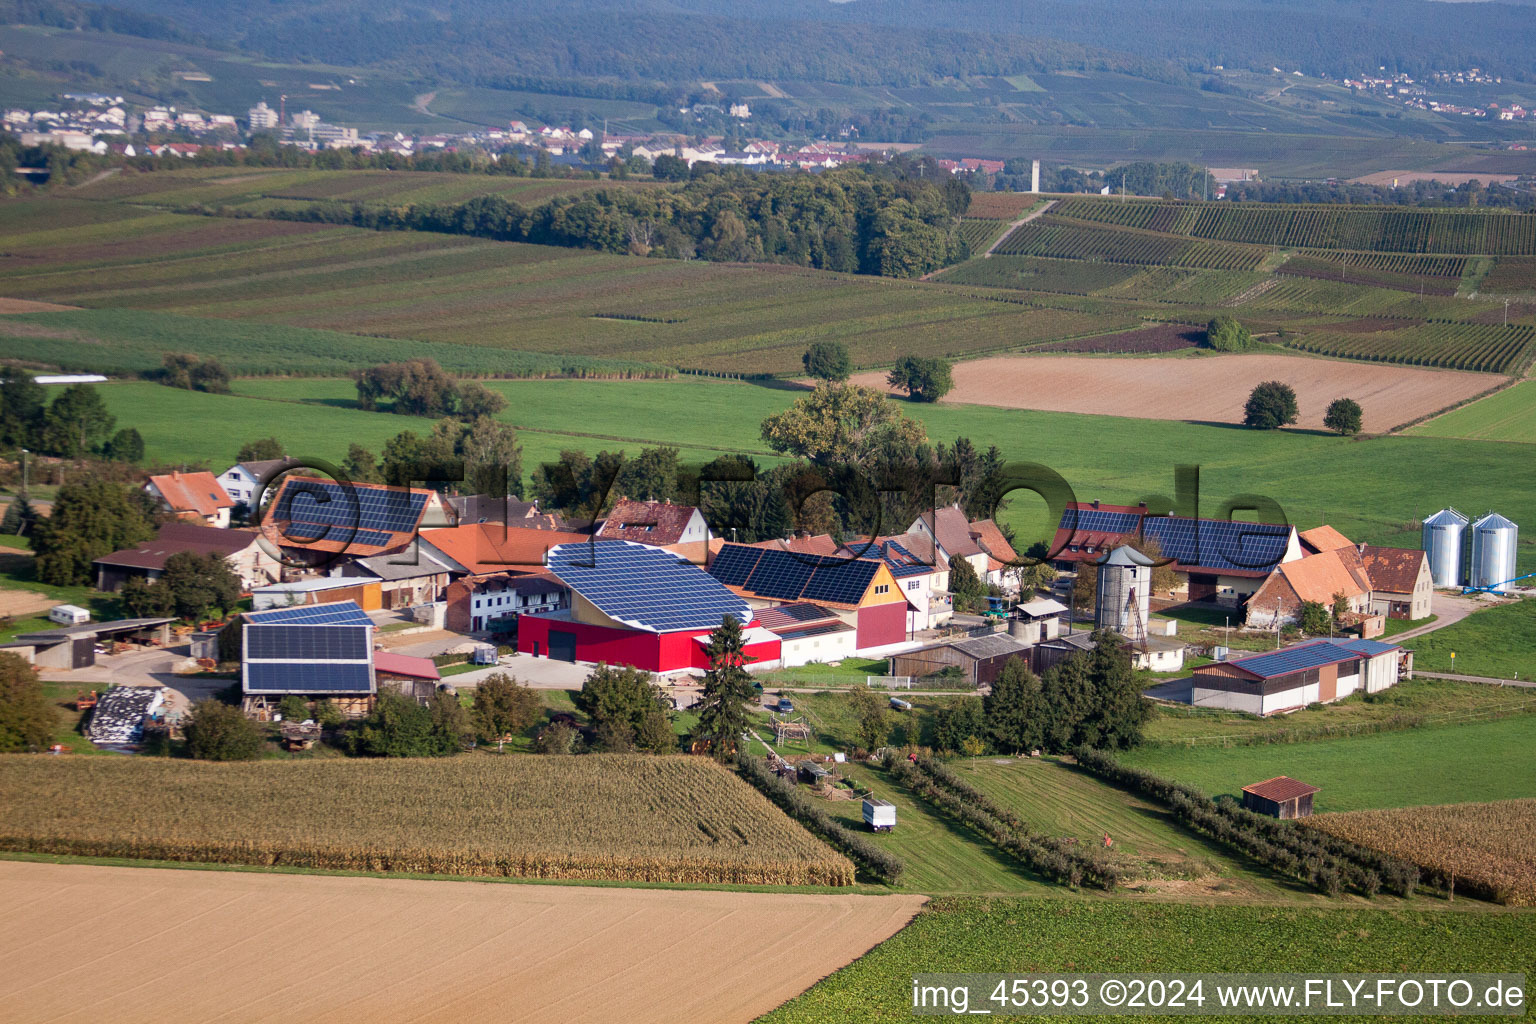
[
  {"left": 241, "top": 164, "right": 973, "bottom": 278},
  {"left": 22, "top": 0, "right": 1536, "bottom": 88}
]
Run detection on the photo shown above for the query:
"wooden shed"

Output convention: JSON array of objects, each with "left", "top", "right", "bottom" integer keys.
[
  {"left": 1241, "top": 776, "right": 1319, "bottom": 819},
  {"left": 888, "top": 633, "right": 1033, "bottom": 686}
]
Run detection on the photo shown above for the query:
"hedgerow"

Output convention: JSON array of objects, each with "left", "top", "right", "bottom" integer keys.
[{"left": 1072, "top": 747, "right": 1419, "bottom": 897}]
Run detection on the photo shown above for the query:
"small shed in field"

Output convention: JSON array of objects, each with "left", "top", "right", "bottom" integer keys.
[{"left": 1241, "top": 776, "right": 1319, "bottom": 819}]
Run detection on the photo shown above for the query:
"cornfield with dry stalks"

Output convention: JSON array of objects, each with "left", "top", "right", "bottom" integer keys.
[
  {"left": 0, "top": 755, "right": 854, "bottom": 886},
  {"left": 1303, "top": 800, "right": 1536, "bottom": 906}
]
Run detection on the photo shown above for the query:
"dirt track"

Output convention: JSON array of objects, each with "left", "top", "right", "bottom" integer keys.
[
  {"left": 0, "top": 861, "right": 924, "bottom": 1024},
  {"left": 851, "top": 353, "right": 1494, "bottom": 431},
  {"left": 0, "top": 297, "right": 78, "bottom": 314}
]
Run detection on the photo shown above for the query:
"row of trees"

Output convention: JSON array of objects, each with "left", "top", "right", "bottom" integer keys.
[
  {"left": 262, "top": 165, "right": 971, "bottom": 278},
  {"left": 352, "top": 358, "right": 508, "bottom": 419},
  {"left": 0, "top": 373, "right": 142, "bottom": 462},
  {"left": 1242, "top": 381, "right": 1363, "bottom": 435},
  {"left": 154, "top": 353, "right": 231, "bottom": 394}
]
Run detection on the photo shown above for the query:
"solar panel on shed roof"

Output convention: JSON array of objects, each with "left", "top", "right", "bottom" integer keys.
[
  {"left": 1225, "top": 640, "right": 1369, "bottom": 679},
  {"left": 245, "top": 661, "right": 374, "bottom": 694},
  {"left": 242, "top": 601, "right": 374, "bottom": 627},
  {"left": 272, "top": 478, "right": 427, "bottom": 541},
  {"left": 547, "top": 541, "right": 750, "bottom": 632},
  {"left": 246, "top": 624, "right": 371, "bottom": 661}
]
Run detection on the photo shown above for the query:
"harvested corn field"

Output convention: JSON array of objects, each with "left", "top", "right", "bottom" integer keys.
[
  {"left": 1303, "top": 799, "right": 1536, "bottom": 906},
  {"left": 0, "top": 861, "right": 923, "bottom": 1024},
  {"left": 0, "top": 755, "right": 854, "bottom": 886}
]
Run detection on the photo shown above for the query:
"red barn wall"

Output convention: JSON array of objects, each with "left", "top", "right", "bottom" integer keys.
[{"left": 856, "top": 601, "right": 906, "bottom": 649}]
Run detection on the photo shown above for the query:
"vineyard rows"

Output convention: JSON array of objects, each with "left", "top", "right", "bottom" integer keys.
[
  {"left": 1479, "top": 257, "right": 1536, "bottom": 294},
  {"left": 939, "top": 255, "right": 1142, "bottom": 294},
  {"left": 1278, "top": 256, "right": 1461, "bottom": 296},
  {"left": 1294, "top": 252, "right": 1469, "bottom": 277},
  {"left": 1285, "top": 321, "right": 1536, "bottom": 373},
  {"left": 993, "top": 217, "right": 1266, "bottom": 270},
  {"left": 956, "top": 218, "right": 1009, "bottom": 252},
  {"left": 1051, "top": 198, "right": 1536, "bottom": 255}
]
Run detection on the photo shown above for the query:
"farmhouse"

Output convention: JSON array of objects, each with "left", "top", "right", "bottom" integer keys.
[
  {"left": 517, "top": 540, "right": 780, "bottom": 673},
  {"left": 332, "top": 549, "right": 453, "bottom": 609},
  {"left": 1050, "top": 500, "right": 1302, "bottom": 605},
  {"left": 1360, "top": 546, "right": 1434, "bottom": 620},
  {"left": 1191, "top": 637, "right": 1406, "bottom": 716},
  {"left": 1249, "top": 528, "right": 1433, "bottom": 627},
  {"left": 840, "top": 534, "right": 952, "bottom": 631},
  {"left": 597, "top": 499, "right": 713, "bottom": 562},
  {"left": 215, "top": 457, "right": 296, "bottom": 513},
  {"left": 1241, "top": 776, "right": 1319, "bottom": 819},
  {"left": 906, "top": 505, "right": 1018, "bottom": 588},
  {"left": 145, "top": 471, "right": 236, "bottom": 528},
  {"left": 93, "top": 522, "right": 279, "bottom": 593},
  {"left": 445, "top": 494, "right": 573, "bottom": 531},
  {"left": 708, "top": 542, "right": 913, "bottom": 653},
  {"left": 419, "top": 523, "right": 592, "bottom": 576},
  {"left": 444, "top": 572, "right": 568, "bottom": 633},
  {"left": 260, "top": 476, "right": 447, "bottom": 563}
]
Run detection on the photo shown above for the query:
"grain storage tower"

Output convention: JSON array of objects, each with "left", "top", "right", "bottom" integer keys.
[
  {"left": 1421, "top": 508, "right": 1468, "bottom": 588},
  {"left": 1095, "top": 546, "right": 1154, "bottom": 642},
  {"left": 1469, "top": 512, "right": 1519, "bottom": 592}
]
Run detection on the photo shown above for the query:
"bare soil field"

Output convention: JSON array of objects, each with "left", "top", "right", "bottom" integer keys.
[
  {"left": 0, "top": 860, "right": 924, "bottom": 1024},
  {"left": 851, "top": 353, "right": 1494, "bottom": 431},
  {"left": 0, "top": 297, "right": 78, "bottom": 314}
]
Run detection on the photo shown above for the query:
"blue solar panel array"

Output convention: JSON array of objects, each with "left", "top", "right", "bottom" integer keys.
[
  {"left": 271, "top": 478, "right": 427, "bottom": 545},
  {"left": 547, "top": 541, "right": 750, "bottom": 632},
  {"left": 708, "top": 544, "right": 884, "bottom": 606},
  {"left": 1227, "top": 638, "right": 1397, "bottom": 679},
  {"left": 245, "top": 661, "right": 374, "bottom": 694},
  {"left": 1055, "top": 506, "right": 1290, "bottom": 573},
  {"left": 246, "top": 624, "right": 371, "bottom": 661},
  {"left": 243, "top": 601, "right": 374, "bottom": 627},
  {"left": 879, "top": 540, "right": 936, "bottom": 579}
]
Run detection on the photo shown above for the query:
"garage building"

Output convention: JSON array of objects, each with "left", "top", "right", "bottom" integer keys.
[{"left": 1191, "top": 637, "right": 1405, "bottom": 716}]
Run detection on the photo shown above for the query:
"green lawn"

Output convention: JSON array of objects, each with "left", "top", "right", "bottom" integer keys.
[
  {"left": 85, "top": 375, "right": 1536, "bottom": 578},
  {"left": 1408, "top": 380, "right": 1536, "bottom": 443},
  {"left": 760, "top": 897, "right": 1536, "bottom": 1023},
  {"left": 1143, "top": 677, "right": 1536, "bottom": 746},
  {"left": 1119, "top": 717, "right": 1536, "bottom": 812},
  {"left": 1381, "top": 613, "right": 1436, "bottom": 637},
  {"left": 1404, "top": 599, "right": 1536, "bottom": 679}
]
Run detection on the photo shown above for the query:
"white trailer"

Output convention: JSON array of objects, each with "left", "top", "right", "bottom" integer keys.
[
  {"left": 862, "top": 798, "right": 897, "bottom": 833},
  {"left": 48, "top": 604, "right": 90, "bottom": 626}
]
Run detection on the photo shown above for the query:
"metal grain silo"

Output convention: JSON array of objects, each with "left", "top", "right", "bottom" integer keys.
[
  {"left": 1094, "top": 546, "right": 1153, "bottom": 642},
  {"left": 1421, "top": 508, "right": 1468, "bottom": 588},
  {"left": 1470, "top": 512, "right": 1519, "bottom": 592}
]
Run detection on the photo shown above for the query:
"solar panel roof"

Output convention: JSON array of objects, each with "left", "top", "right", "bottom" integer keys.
[
  {"left": 246, "top": 624, "right": 371, "bottom": 661},
  {"left": 244, "top": 661, "right": 374, "bottom": 694},
  {"left": 270, "top": 478, "right": 427, "bottom": 545},
  {"left": 1143, "top": 517, "right": 1290, "bottom": 573},
  {"left": 706, "top": 543, "right": 763, "bottom": 587},
  {"left": 1060, "top": 508, "right": 1143, "bottom": 536},
  {"left": 1224, "top": 638, "right": 1396, "bottom": 680},
  {"left": 708, "top": 545, "right": 886, "bottom": 606},
  {"left": 799, "top": 555, "right": 882, "bottom": 605},
  {"left": 243, "top": 601, "right": 374, "bottom": 627},
  {"left": 546, "top": 541, "right": 751, "bottom": 632}
]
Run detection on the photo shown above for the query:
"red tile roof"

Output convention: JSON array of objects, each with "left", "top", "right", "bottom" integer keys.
[
  {"left": 1299, "top": 525, "right": 1354, "bottom": 553},
  {"left": 1242, "top": 776, "right": 1320, "bottom": 803},
  {"left": 259, "top": 476, "right": 437, "bottom": 557},
  {"left": 421, "top": 525, "right": 592, "bottom": 575},
  {"left": 916, "top": 505, "right": 984, "bottom": 558},
  {"left": 755, "top": 603, "right": 841, "bottom": 630},
  {"left": 148, "top": 471, "right": 233, "bottom": 518},
  {"left": 1361, "top": 546, "right": 1427, "bottom": 594},
  {"left": 1277, "top": 548, "right": 1371, "bottom": 605},
  {"left": 598, "top": 500, "right": 701, "bottom": 546},
  {"left": 752, "top": 534, "right": 839, "bottom": 556}
]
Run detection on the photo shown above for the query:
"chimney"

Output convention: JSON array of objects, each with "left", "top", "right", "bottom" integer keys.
[{"left": 1091, "top": 499, "right": 1100, "bottom": 509}]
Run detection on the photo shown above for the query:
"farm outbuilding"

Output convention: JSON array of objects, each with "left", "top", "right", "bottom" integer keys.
[
  {"left": 251, "top": 577, "right": 383, "bottom": 611},
  {"left": 4, "top": 618, "right": 176, "bottom": 670},
  {"left": 1241, "top": 776, "right": 1319, "bottom": 819},
  {"left": 87, "top": 686, "right": 166, "bottom": 745},
  {"left": 1191, "top": 637, "right": 1404, "bottom": 716},
  {"left": 888, "top": 633, "right": 1033, "bottom": 687}
]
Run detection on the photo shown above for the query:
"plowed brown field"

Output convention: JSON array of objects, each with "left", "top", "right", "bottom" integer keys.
[
  {"left": 0, "top": 861, "right": 924, "bottom": 1024},
  {"left": 851, "top": 353, "right": 1494, "bottom": 431}
]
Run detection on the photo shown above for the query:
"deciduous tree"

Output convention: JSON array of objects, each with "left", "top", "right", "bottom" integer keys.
[
  {"left": 184, "top": 698, "right": 264, "bottom": 761},
  {"left": 472, "top": 672, "right": 543, "bottom": 751},
  {"left": 32, "top": 477, "right": 157, "bottom": 585},
  {"left": 886, "top": 355, "right": 953, "bottom": 402},
  {"left": 802, "top": 341, "right": 852, "bottom": 382},
  {"left": 1244, "top": 381, "right": 1299, "bottom": 430},
  {"left": 760, "top": 381, "right": 927, "bottom": 466},
  {"left": 1324, "top": 397, "right": 1363, "bottom": 436},
  {"left": 0, "top": 652, "right": 55, "bottom": 752}
]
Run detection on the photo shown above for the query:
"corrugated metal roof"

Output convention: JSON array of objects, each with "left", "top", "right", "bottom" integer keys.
[
  {"left": 1242, "top": 776, "right": 1319, "bottom": 802},
  {"left": 951, "top": 633, "right": 1033, "bottom": 659}
]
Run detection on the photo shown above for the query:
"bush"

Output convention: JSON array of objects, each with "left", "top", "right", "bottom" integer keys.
[
  {"left": 1204, "top": 315, "right": 1254, "bottom": 352},
  {"left": 0, "top": 653, "right": 56, "bottom": 752},
  {"left": 535, "top": 722, "right": 580, "bottom": 755},
  {"left": 184, "top": 699, "right": 264, "bottom": 761},
  {"left": 277, "top": 694, "right": 310, "bottom": 722},
  {"left": 802, "top": 341, "right": 852, "bottom": 382},
  {"left": 735, "top": 752, "right": 904, "bottom": 884},
  {"left": 347, "top": 691, "right": 463, "bottom": 758}
]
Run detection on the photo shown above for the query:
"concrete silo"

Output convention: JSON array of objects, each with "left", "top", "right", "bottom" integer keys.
[
  {"left": 1469, "top": 512, "right": 1519, "bottom": 592},
  {"left": 1095, "top": 545, "right": 1154, "bottom": 642},
  {"left": 1421, "top": 508, "right": 1468, "bottom": 588}
]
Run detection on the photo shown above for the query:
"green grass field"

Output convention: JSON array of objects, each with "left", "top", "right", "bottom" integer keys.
[
  {"left": 760, "top": 897, "right": 1536, "bottom": 1023},
  {"left": 1119, "top": 717, "right": 1536, "bottom": 812},
  {"left": 1143, "top": 677, "right": 1536, "bottom": 746},
  {"left": 1403, "top": 599, "right": 1536, "bottom": 679},
  {"left": 1407, "top": 381, "right": 1536, "bottom": 444},
  {"left": 68, "top": 374, "right": 1536, "bottom": 576}
]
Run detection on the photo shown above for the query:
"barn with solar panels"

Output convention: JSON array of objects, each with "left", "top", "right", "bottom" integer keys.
[
  {"left": 516, "top": 540, "right": 781, "bottom": 673},
  {"left": 1190, "top": 638, "right": 1405, "bottom": 716},
  {"left": 707, "top": 543, "right": 912, "bottom": 654},
  {"left": 220, "top": 598, "right": 374, "bottom": 665},
  {"left": 1050, "top": 500, "right": 1302, "bottom": 606},
  {"left": 259, "top": 475, "right": 448, "bottom": 565}
]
